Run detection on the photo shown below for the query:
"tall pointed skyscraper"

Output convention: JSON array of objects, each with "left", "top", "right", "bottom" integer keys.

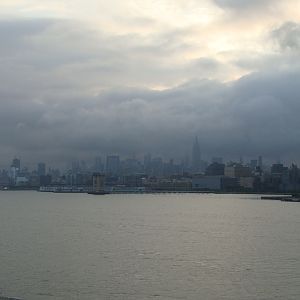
[{"left": 192, "top": 136, "right": 201, "bottom": 172}]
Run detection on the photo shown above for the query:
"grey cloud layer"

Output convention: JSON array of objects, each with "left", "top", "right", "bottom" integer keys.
[
  {"left": 272, "top": 22, "right": 300, "bottom": 51},
  {"left": 1, "top": 18, "right": 300, "bottom": 165},
  {"left": 2, "top": 71, "right": 300, "bottom": 164},
  {"left": 213, "top": 0, "right": 276, "bottom": 10}
]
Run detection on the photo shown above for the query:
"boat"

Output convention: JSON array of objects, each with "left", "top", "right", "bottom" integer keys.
[
  {"left": 281, "top": 197, "right": 300, "bottom": 202},
  {"left": 87, "top": 191, "right": 109, "bottom": 195},
  {"left": 261, "top": 196, "right": 286, "bottom": 200},
  {"left": 0, "top": 297, "right": 23, "bottom": 300}
]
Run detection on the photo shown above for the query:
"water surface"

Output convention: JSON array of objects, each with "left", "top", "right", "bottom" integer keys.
[{"left": 0, "top": 192, "right": 299, "bottom": 299}]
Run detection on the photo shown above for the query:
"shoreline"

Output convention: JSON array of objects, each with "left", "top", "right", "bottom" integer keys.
[{"left": 0, "top": 188, "right": 293, "bottom": 196}]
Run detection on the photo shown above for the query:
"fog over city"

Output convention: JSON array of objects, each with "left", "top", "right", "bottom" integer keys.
[{"left": 1, "top": 0, "right": 300, "bottom": 167}]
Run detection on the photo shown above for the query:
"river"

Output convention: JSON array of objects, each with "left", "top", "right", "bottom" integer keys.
[{"left": 0, "top": 191, "right": 299, "bottom": 299}]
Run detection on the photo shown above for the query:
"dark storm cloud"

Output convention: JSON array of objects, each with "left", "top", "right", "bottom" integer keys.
[
  {"left": 2, "top": 70, "right": 300, "bottom": 164},
  {"left": 1, "top": 18, "right": 300, "bottom": 165}
]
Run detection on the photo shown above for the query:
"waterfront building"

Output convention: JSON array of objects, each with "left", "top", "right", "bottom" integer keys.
[
  {"left": 225, "top": 164, "right": 252, "bottom": 178},
  {"left": 92, "top": 173, "right": 105, "bottom": 193},
  {"left": 15, "top": 176, "right": 29, "bottom": 187},
  {"left": 205, "top": 162, "right": 225, "bottom": 176},
  {"left": 221, "top": 177, "right": 239, "bottom": 191},
  {"left": 39, "top": 175, "right": 52, "bottom": 186},
  {"left": 239, "top": 177, "right": 255, "bottom": 189},
  {"left": 122, "top": 174, "right": 144, "bottom": 187},
  {"left": 192, "top": 176, "right": 222, "bottom": 191},
  {"left": 147, "top": 178, "right": 192, "bottom": 191},
  {"left": 0, "top": 170, "right": 9, "bottom": 188}
]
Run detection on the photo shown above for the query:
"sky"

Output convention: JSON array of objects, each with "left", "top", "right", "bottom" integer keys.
[{"left": 1, "top": 0, "right": 300, "bottom": 168}]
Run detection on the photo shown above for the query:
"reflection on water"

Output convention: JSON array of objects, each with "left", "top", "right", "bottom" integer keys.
[{"left": 0, "top": 192, "right": 300, "bottom": 299}]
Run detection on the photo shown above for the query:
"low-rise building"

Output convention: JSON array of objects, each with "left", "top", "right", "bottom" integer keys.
[
  {"left": 225, "top": 164, "right": 252, "bottom": 178},
  {"left": 192, "top": 176, "right": 222, "bottom": 191},
  {"left": 205, "top": 163, "right": 225, "bottom": 176},
  {"left": 239, "top": 177, "right": 255, "bottom": 189},
  {"left": 92, "top": 173, "right": 105, "bottom": 193}
]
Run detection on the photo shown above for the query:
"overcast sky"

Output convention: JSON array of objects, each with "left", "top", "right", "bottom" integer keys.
[{"left": 1, "top": 0, "right": 300, "bottom": 168}]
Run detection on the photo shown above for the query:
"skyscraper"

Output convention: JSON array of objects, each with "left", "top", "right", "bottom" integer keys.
[
  {"left": 250, "top": 160, "right": 258, "bottom": 170},
  {"left": 37, "top": 162, "right": 46, "bottom": 176},
  {"left": 258, "top": 156, "right": 263, "bottom": 169},
  {"left": 11, "top": 158, "right": 20, "bottom": 170},
  {"left": 94, "top": 156, "right": 104, "bottom": 172},
  {"left": 144, "top": 153, "right": 152, "bottom": 175},
  {"left": 10, "top": 157, "right": 20, "bottom": 185},
  {"left": 106, "top": 155, "right": 120, "bottom": 175},
  {"left": 192, "top": 136, "right": 201, "bottom": 172}
]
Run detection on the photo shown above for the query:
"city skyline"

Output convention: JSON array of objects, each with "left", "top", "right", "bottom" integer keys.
[
  {"left": 0, "top": 150, "right": 292, "bottom": 171},
  {"left": 4, "top": 149, "right": 300, "bottom": 194},
  {"left": 0, "top": 148, "right": 282, "bottom": 174}
]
